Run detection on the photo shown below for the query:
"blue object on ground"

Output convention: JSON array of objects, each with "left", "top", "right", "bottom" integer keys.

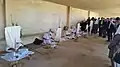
[{"left": 0, "top": 48, "right": 34, "bottom": 62}]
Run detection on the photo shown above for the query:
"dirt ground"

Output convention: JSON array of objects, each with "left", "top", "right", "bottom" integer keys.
[{"left": 0, "top": 36, "right": 110, "bottom": 67}]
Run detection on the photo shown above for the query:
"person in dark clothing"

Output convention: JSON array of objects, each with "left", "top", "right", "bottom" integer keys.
[
  {"left": 108, "top": 25, "right": 120, "bottom": 67},
  {"left": 115, "top": 17, "right": 120, "bottom": 30},
  {"left": 102, "top": 18, "right": 109, "bottom": 38},
  {"left": 107, "top": 19, "right": 116, "bottom": 42},
  {"left": 92, "top": 18, "right": 99, "bottom": 37},
  {"left": 87, "top": 17, "right": 91, "bottom": 34},
  {"left": 80, "top": 21, "right": 87, "bottom": 32},
  {"left": 99, "top": 18, "right": 104, "bottom": 37}
]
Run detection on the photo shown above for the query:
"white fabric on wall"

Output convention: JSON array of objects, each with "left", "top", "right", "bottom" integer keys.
[{"left": 5, "top": 26, "right": 22, "bottom": 50}]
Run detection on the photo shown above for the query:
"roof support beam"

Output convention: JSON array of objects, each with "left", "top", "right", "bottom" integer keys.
[{"left": 66, "top": 6, "right": 70, "bottom": 27}]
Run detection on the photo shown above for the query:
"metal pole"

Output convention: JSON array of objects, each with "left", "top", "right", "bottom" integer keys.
[{"left": 88, "top": 10, "right": 90, "bottom": 18}]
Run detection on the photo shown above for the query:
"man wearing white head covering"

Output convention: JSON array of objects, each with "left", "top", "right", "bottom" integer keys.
[
  {"left": 43, "top": 30, "right": 57, "bottom": 48},
  {"left": 55, "top": 27, "right": 62, "bottom": 42},
  {"left": 108, "top": 25, "right": 120, "bottom": 67},
  {"left": 76, "top": 22, "right": 81, "bottom": 36}
]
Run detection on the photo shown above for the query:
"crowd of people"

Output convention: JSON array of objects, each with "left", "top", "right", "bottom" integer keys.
[
  {"left": 40, "top": 17, "right": 120, "bottom": 67},
  {"left": 79, "top": 17, "right": 120, "bottom": 42},
  {"left": 42, "top": 17, "right": 120, "bottom": 46},
  {"left": 81, "top": 17, "right": 120, "bottom": 67},
  {"left": 60, "top": 17, "right": 120, "bottom": 67}
]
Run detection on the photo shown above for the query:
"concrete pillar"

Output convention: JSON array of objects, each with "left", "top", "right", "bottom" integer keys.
[
  {"left": 2, "top": 0, "right": 6, "bottom": 28},
  {"left": 1, "top": 0, "right": 7, "bottom": 39},
  {"left": 66, "top": 6, "right": 70, "bottom": 27},
  {"left": 88, "top": 10, "right": 90, "bottom": 18}
]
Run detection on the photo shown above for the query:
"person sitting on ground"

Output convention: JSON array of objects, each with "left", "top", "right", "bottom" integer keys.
[
  {"left": 69, "top": 25, "right": 76, "bottom": 39},
  {"left": 62, "top": 26, "right": 72, "bottom": 39},
  {"left": 42, "top": 29, "right": 57, "bottom": 48}
]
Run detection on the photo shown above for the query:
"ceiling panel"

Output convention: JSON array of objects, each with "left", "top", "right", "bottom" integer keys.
[{"left": 44, "top": 0, "right": 120, "bottom": 10}]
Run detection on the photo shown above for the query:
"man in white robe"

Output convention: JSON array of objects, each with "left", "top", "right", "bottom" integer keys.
[
  {"left": 55, "top": 27, "right": 62, "bottom": 42},
  {"left": 90, "top": 20, "right": 94, "bottom": 35},
  {"left": 76, "top": 22, "right": 81, "bottom": 37}
]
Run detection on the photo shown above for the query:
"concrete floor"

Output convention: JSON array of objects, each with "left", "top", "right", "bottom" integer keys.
[{"left": 0, "top": 36, "right": 109, "bottom": 67}]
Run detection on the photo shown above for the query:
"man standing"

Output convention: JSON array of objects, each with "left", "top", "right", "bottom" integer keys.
[
  {"left": 107, "top": 18, "right": 116, "bottom": 42},
  {"left": 99, "top": 17, "right": 104, "bottom": 37},
  {"left": 92, "top": 18, "right": 99, "bottom": 37},
  {"left": 89, "top": 17, "right": 94, "bottom": 35},
  {"left": 87, "top": 17, "right": 91, "bottom": 34}
]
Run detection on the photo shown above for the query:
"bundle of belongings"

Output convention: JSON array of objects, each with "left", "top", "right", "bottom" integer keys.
[{"left": 0, "top": 26, "right": 34, "bottom": 67}]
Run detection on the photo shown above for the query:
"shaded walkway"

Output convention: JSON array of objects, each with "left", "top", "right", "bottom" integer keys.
[{"left": 0, "top": 36, "right": 109, "bottom": 67}]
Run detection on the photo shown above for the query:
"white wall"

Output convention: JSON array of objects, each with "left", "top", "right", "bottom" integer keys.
[
  {"left": 70, "top": 7, "right": 88, "bottom": 26},
  {"left": 0, "top": 0, "right": 100, "bottom": 38},
  {"left": 90, "top": 11, "right": 99, "bottom": 18},
  {"left": 6, "top": 0, "right": 67, "bottom": 35}
]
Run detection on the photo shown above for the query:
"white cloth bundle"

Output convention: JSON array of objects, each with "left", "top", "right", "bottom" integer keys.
[{"left": 5, "top": 26, "right": 23, "bottom": 51}]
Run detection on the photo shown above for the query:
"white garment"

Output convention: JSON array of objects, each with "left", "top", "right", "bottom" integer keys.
[
  {"left": 90, "top": 20, "right": 93, "bottom": 34},
  {"left": 5, "top": 26, "right": 23, "bottom": 51},
  {"left": 114, "top": 61, "right": 120, "bottom": 67},
  {"left": 68, "top": 28, "right": 76, "bottom": 39},
  {"left": 76, "top": 23, "right": 81, "bottom": 34},
  {"left": 115, "top": 25, "right": 120, "bottom": 35},
  {"left": 55, "top": 27, "right": 62, "bottom": 41},
  {"left": 86, "top": 24, "right": 89, "bottom": 30},
  {"left": 43, "top": 32, "right": 52, "bottom": 44},
  {"left": 94, "top": 20, "right": 99, "bottom": 24}
]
